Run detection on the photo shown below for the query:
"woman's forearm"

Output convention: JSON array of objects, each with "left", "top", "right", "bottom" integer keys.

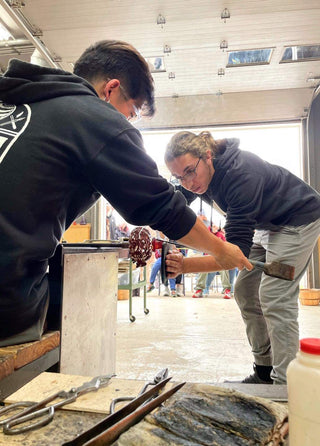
[
  {"left": 178, "top": 217, "right": 224, "bottom": 255},
  {"left": 177, "top": 216, "right": 252, "bottom": 271},
  {"left": 182, "top": 256, "right": 222, "bottom": 274}
]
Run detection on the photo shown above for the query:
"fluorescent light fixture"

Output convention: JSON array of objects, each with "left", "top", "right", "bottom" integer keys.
[
  {"left": 281, "top": 45, "right": 320, "bottom": 63},
  {"left": 0, "top": 23, "right": 13, "bottom": 41},
  {"left": 227, "top": 48, "right": 273, "bottom": 67}
]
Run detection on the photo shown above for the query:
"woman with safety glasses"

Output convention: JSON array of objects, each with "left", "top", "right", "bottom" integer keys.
[{"left": 164, "top": 130, "right": 320, "bottom": 385}]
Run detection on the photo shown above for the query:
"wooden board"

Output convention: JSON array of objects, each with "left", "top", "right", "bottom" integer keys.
[
  {"left": 4, "top": 372, "right": 152, "bottom": 414},
  {"left": 0, "top": 352, "right": 15, "bottom": 380},
  {"left": 62, "top": 224, "right": 91, "bottom": 243},
  {"left": 0, "top": 331, "right": 60, "bottom": 380}
]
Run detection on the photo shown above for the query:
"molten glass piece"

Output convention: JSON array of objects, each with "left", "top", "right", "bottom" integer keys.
[{"left": 129, "top": 227, "right": 153, "bottom": 267}]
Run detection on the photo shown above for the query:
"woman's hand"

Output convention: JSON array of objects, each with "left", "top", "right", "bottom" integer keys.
[
  {"left": 165, "top": 249, "right": 184, "bottom": 278},
  {"left": 213, "top": 241, "right": 252, "bottom": 271}
]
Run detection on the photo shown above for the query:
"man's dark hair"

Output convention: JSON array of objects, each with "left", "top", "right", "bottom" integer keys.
[{"left": 74, "top": 40, "right": 155, "bottom": 117}]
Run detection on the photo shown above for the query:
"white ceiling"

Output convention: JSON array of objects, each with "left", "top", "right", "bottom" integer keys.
[{"left": 1, "top": 0, "right": 320, "bottom": 124}]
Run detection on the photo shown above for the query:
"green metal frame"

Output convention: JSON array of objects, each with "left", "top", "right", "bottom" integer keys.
[{"left": 118, "top": 259, "right": 148, "bottom": 322}]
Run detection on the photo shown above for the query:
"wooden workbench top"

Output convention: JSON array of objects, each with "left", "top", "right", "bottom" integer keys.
[{"left": 0, "top": 373, "right": 288, "bottom": 445}]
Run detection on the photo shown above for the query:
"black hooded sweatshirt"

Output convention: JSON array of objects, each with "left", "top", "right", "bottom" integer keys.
[
  {"left": 177, "top": 139, "right": 320, "bottom": 256},
  {"left": 0, "top": 60, "right": 196, "bottom": 338}
]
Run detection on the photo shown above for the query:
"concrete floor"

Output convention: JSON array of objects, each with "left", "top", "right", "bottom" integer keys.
[{"left": 115, "top": 290, "right": 320, "bottom": 383}]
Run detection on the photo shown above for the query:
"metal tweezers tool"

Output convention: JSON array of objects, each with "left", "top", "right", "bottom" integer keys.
[
  {"left": 63, "top": 376, "right": 185, "bottom": 446},
  {"left": 109, "top": 367, "right": 169, "bottom": 414},
  {"left": 0, "top": 374, "right": 114, "bottom": 435}
]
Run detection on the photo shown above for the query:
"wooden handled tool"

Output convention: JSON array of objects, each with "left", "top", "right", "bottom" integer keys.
[{"left": 249, "top": 260, "right": 295, "bottom": 281}]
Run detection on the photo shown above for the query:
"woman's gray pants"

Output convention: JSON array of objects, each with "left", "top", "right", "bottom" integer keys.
[{"left": 234, "top": 219, "right": 320, "bottom": 384}]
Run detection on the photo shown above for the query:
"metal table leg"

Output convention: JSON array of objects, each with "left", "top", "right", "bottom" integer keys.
[
  {"left": 143, "top": 266, "right": 149, "bottom": 315},
  {"left": 118, "top": 260, "right": 148, "bottom": 322},
  {"left": 128, "top": 260, "right": 135, "bottom": 322}
]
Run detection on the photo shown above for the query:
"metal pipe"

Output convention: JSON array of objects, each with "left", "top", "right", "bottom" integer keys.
[
  {"left": 0, "top": 0, "right": 59, "bottom": 68},
  {"left": 0, "top": 38, "right": 31, "bottom": 47}
]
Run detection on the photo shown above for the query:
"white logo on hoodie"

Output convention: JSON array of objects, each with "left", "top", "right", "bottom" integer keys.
[{"left": 0, "top": 101, "right": 31, "bottom": 164}]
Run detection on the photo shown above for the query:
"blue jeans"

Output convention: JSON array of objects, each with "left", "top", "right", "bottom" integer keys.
[
  {"left": 149, "top": 258, "right": 161, "bottom": 283},
  {"left": 204, "top": 272, "right": 218, "bottom": 293},
  {"left": 204, "top": 270, "right": 237, "bottom": 293},
  {"left": 229, "top": 268, "right": 238, "bottom": 293},
  {"left": 149, "top": 258, "right": 176, "bottom": 290}
]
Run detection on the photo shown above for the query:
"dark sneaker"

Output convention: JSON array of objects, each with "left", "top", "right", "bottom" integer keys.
[
  {"left": 147, "top": 284, "right": 155, "bottom": 292},
  {"left": 225, "top": 363, "right": 273, "bottom": 384},
  {"left": 242, "top": 372, "right": 273, "bottom": 384}
]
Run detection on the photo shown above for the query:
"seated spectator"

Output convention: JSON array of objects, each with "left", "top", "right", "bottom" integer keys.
[
  {"left": 193, "top": 225, "right": 233, "bottom": 299},
  {"left": 115, "top": 222, "right": 131, "bottom": 239},
  {"left": 147, "top": 248, "right": 187, "bottom": 297}
]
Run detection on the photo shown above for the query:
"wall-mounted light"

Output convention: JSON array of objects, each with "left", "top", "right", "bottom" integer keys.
[
  {"left": 168, "top": 72, "right": 175, "bottom": 80},
  {"left": 163, "top": 45, "right": 171, "bottom": 54},
  {"left": 221, "top": 8, "right": 230, "bottom": 23},
  {"left": 220, "top": 40, "right": 228, "bottom": 51},
  {"left": 218, "top": 68, "right": 225, "bottom": 76},
  {"left": 157, "top": 14, "right": 166, "bottom": 28}
]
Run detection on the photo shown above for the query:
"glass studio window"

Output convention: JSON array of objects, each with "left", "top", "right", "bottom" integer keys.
[
  {"left": 280, "top": 45, "right": 320, "bottom": 63},
  {"left": 227, "top": 48, "right": 273, "bottom": 67}
]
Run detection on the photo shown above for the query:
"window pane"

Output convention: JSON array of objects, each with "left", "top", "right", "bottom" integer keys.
[
  {"left": 227, "top": 48, "right": 272, "bottom": 66},
  {"left": 281, "top": 45, "right": 320, "bottom": 62}
]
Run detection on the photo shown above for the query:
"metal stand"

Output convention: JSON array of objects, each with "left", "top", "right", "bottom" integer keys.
[{"left": 118, "top": 259, "right": 148, "bottom": 322}]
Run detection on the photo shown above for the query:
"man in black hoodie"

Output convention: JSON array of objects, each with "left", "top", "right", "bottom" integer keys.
[{"left": 0, "top": 40, "right": 251, "bottom": 346}]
